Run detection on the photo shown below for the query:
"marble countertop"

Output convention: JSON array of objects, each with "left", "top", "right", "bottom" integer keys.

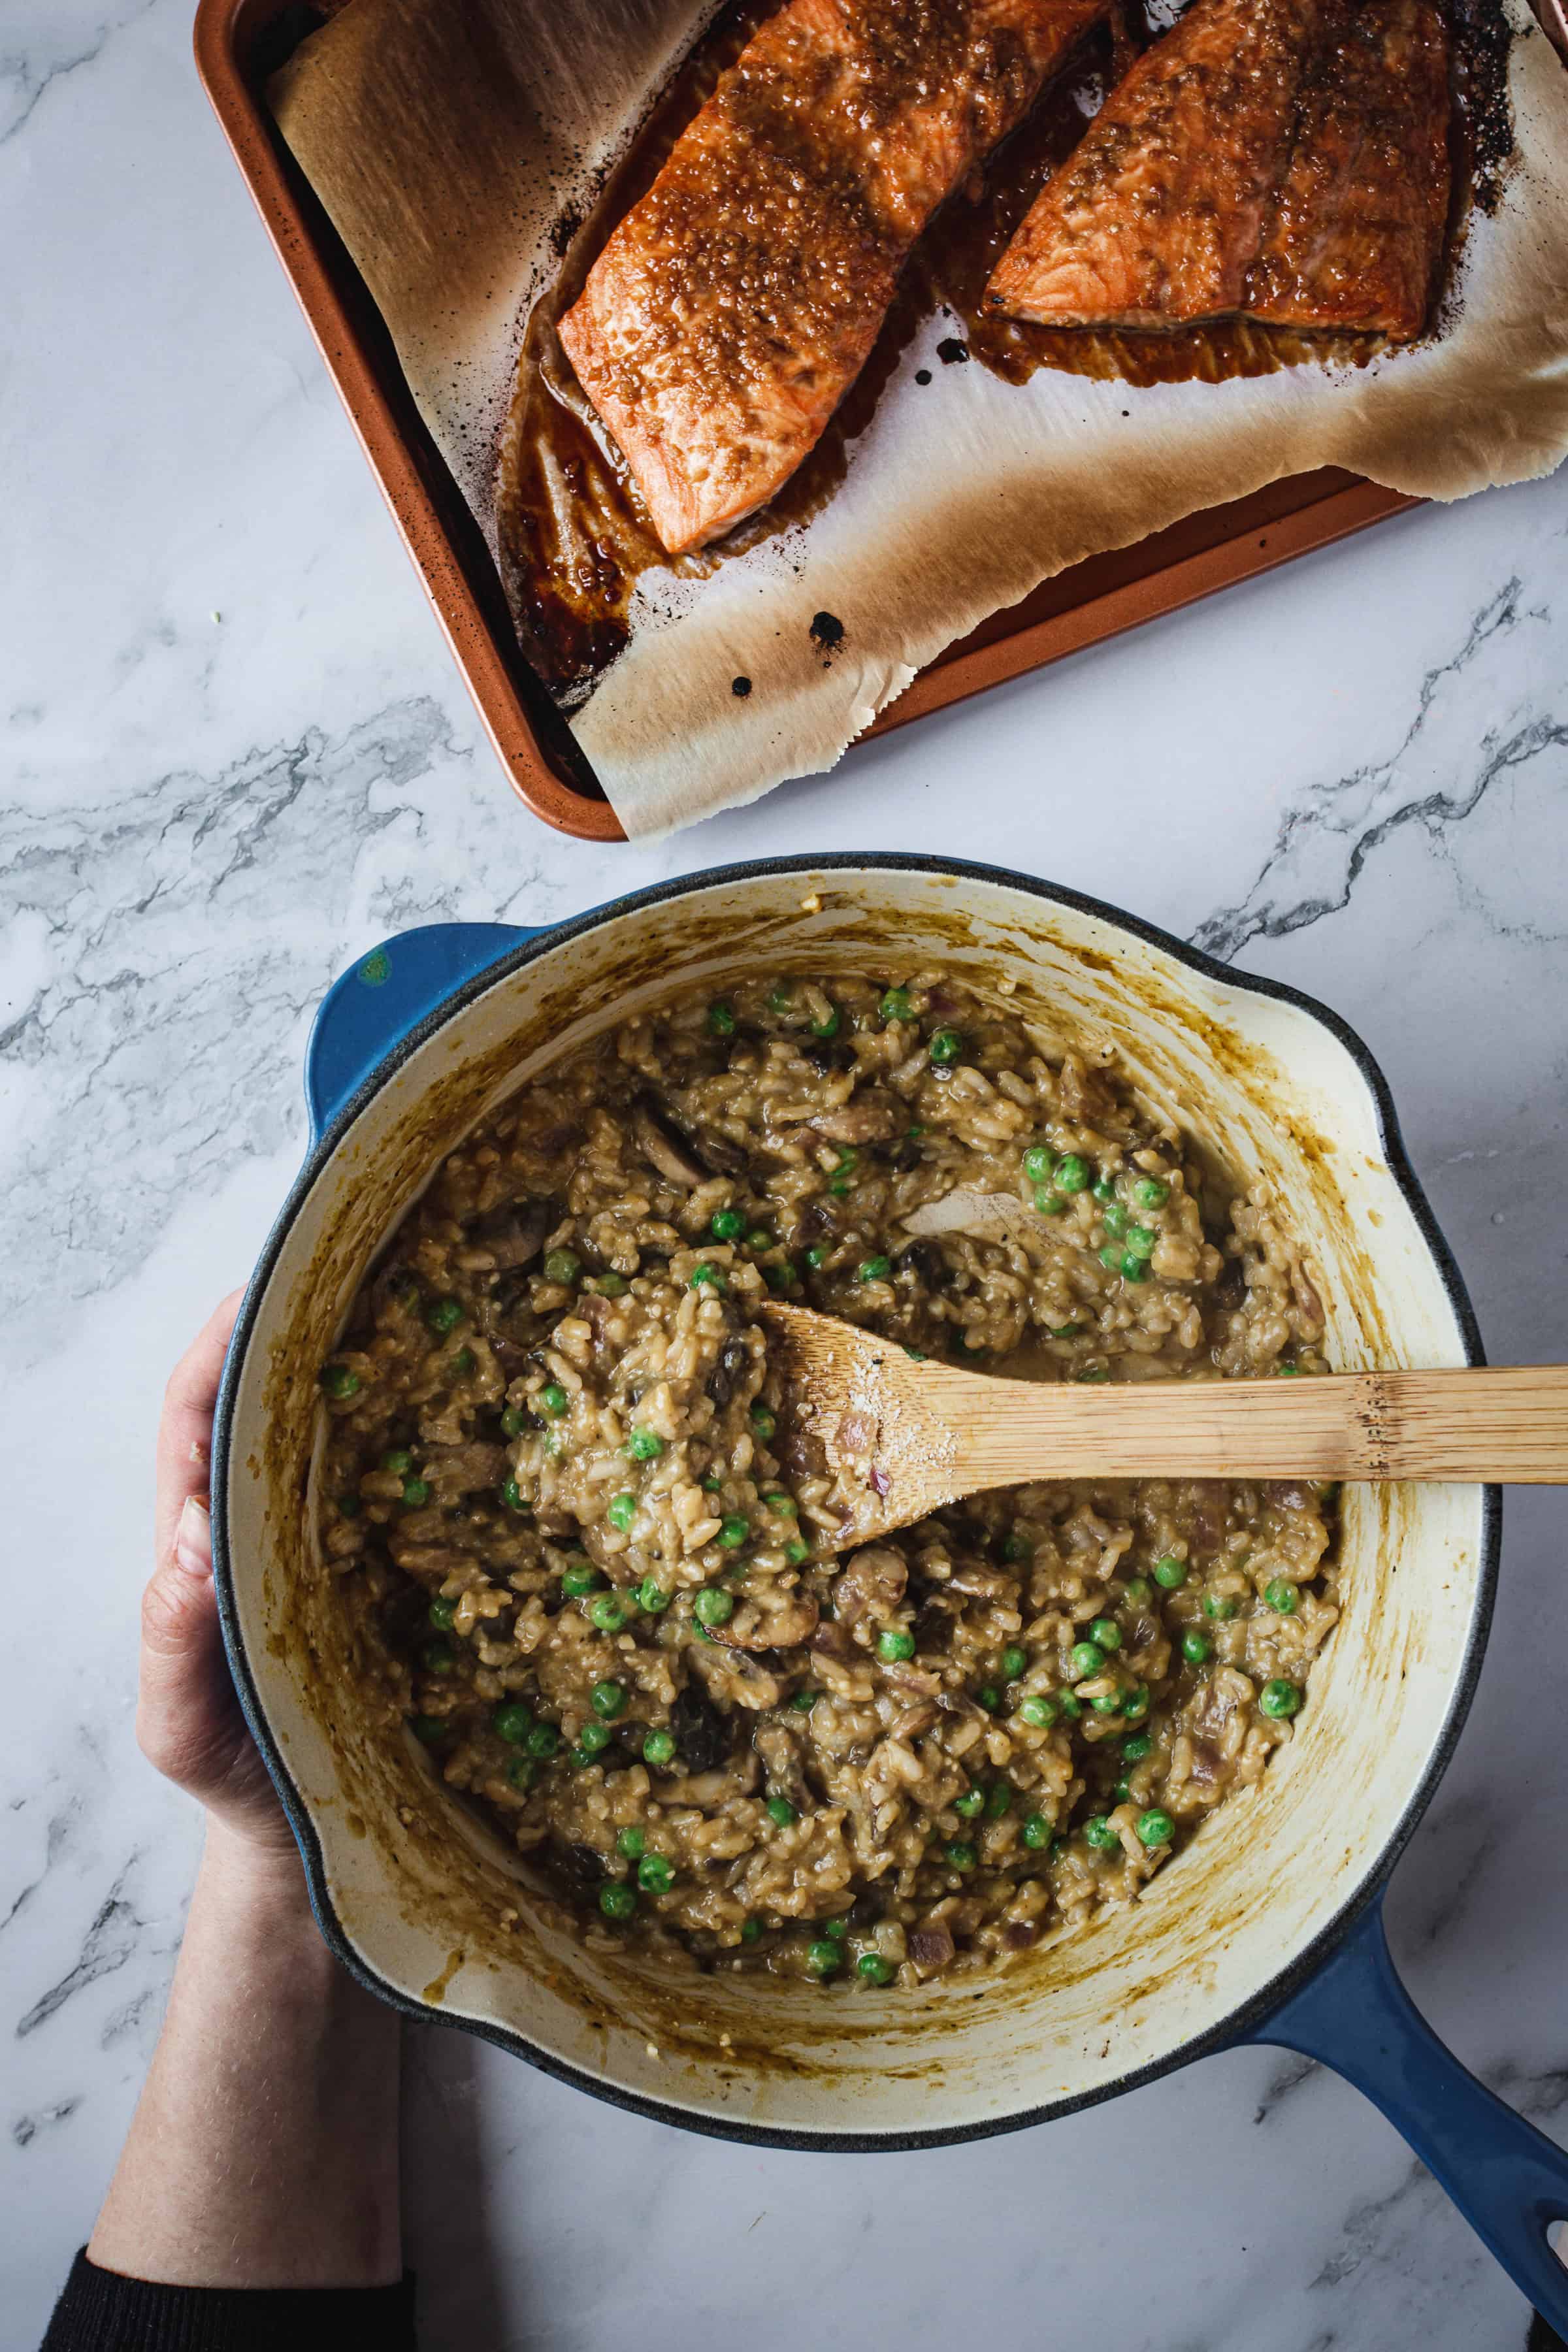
[{"left": 5, "top": 6, "right": 1568, "bottom": 2347}]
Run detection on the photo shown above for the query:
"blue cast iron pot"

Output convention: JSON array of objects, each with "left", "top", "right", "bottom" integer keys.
[{"left": 210, "top": 855, "right": 1568, "bottom": 2328}]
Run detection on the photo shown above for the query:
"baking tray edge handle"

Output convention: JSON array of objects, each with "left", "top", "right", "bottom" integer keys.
[
  {"left": 1247, "top": 1900, "right": 1568, "bottom": 2328},
  {"left": 305, "top": 922, "right": 535, "bottom": 1142}
]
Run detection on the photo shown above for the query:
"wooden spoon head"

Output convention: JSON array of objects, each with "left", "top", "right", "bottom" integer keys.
[{"left": 756, "top": 1300, "right": 974, "bottom": 1543}]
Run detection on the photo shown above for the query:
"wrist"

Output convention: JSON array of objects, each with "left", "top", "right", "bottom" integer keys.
[{"left": 198, "top": 1819, "right": 318, "bottom": 1931}]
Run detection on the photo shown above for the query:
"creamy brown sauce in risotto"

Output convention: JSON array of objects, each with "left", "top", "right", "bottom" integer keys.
[{"left": 317, "top": 973, "right": 1337, "bottom": 1987}]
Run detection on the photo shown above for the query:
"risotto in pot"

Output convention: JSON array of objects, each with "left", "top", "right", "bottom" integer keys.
[{"left": 316, "top": 972, "right": 1336, "bottom": 1986}]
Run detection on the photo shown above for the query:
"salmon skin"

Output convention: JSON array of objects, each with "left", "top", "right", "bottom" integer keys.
[
  {"left": 559, "top": 0, "right": 1113, "bottom": 557},
  {"left": 985, "top": 0, "right": 1451, "bottom": 341}
]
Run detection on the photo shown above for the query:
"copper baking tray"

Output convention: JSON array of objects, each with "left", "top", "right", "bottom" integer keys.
[{"left": 195, "top": 0, "right": 1469, "bottom": 840}]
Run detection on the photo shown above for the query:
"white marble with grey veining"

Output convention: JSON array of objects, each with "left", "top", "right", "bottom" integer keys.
[{"left": 4, "top": 4, "right": 1568, "bottom": 2347}]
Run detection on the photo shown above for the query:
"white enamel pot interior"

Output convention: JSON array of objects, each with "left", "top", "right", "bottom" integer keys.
[{"left": 213, "top": 856, "right": 1492, "bottom": 2149}]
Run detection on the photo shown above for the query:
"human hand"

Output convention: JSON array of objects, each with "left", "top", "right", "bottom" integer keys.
[{"left": 140, "top": 1293, "right": 297, "bottom": 1861}]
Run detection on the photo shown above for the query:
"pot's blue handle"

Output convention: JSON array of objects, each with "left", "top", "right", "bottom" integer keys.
[
  {"left": 1249, "top": 1900, "right": 1568, "bottom": 2328},
  {"left": 305, "top": 923, "right": 538, "bottom": 1142}
]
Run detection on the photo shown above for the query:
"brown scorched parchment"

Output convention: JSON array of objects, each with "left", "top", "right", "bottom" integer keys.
[{"left": 271, "top": 0, "right": 1568, "bottom": 838}]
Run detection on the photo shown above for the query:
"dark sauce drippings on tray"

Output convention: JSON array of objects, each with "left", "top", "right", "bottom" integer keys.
[{"left": 496, "top": 0, "right": 1515, "bottom": 708}]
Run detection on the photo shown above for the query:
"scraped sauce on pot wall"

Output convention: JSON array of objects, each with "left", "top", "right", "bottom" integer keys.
[{"left": 496, "top": 0, "right": 1512, "bottom": 708}]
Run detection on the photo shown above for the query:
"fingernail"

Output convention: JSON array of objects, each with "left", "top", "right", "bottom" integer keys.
[{"left": 174, "top": 1495, "right": 212, "bottom": 1575}]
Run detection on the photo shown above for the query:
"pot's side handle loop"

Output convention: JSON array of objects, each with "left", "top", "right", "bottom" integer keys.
[
  {"left": 305, "top": 923, "right": 536, "bottom": 1143},
  {"left": 1251, "top": 1901, "right": 1568, "bottom": 2328}
]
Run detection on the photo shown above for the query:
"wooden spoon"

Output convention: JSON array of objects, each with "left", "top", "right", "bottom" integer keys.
[{"left": 757, "top": 1301, "right": 1568, "bottom": 1545}]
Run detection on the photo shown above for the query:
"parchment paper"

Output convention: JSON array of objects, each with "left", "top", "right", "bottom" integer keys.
[{"left": 271, "top": 0, "right": 1568, "bottom": 838}]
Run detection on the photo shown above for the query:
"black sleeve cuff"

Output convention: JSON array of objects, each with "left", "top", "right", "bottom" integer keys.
[{"left": 41, "top": 2249, "right": 417, "bottom": 2352}]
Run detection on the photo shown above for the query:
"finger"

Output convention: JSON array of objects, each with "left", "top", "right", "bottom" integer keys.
[
  {"left": 138, "top": 1496, "right": 248, "bottom": 1797},
  {"left": 154, "top": 1291, "right": 244, "bottom": 1571}
]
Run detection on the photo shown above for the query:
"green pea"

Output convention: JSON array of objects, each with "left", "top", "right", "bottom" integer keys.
[
  {"left": 1122, "top": 1685, "right": 1150, "bottom": 1722},
  {"left": 542, "top": 1250, "right": 580, "bottom": 1286},
  {"left": 1054, "top": 1691, "right": 1083, "bottom": 1720},
  {"left": 1051, "top": 1324, "right": 1086, "bottom": 1339},
  {"left": 1019, "top": 1695, "right": 1058, "bottom": 1729},
  {"left": 751, "top": 1403, "right": 777, "bottom": 1440},
  {"left": 945, "top": 1841, "right": 978, "bottom": 1871},
  {"left": 1122, "top": 1256, "right": 1150, "bottom": 1284},
  {"left": 1092, "top": 1176, "right": 1117, "bottom": 1203},
  {"left": 492, "top": 1701, "right": 532, "bottom": 1744},
  {"left": 336, "top": 1493, "right": 361, "bottom": 1518},
  {"left": 1083, "top": 1816, "right": 1118, "bottom": 1852},
  {"left": 785, "top": 1537, "right": 811, "bottom": 1566},
  {"left": 718, "top": 1516, "right": 750, "bottom": 1550},
  {"left": 791, "top": 1689, "right": 818, "bottom": 1712},
  {"left": 594, "top": 1272, "right": 628, "bottom": 1298},
  {"left": 383, "top": 1446, "right": 413, "bottom": 1475},
  {"left": 827, "top": 1180, "right": 852, "bottom": 1200},
  {"left": 638, "top": 1853, "right": 674, "bottom": 1895},
  {"left": 1102, "top": 1202, "right": 1129, "bottom": 1239},
  {"left": 976, "top": 1684, "right": 1002, "bottom": 1712},
  {"left": 811, "top": 1007, "right": 840, "bottom": 1040},
  {"left": 1205, "top": 1593, "right": 1239, "bottom": 1621},
  {"left": 394, "top": 1476, "right": 428, "bottom": 1510},
  {"left": 985, "top": 1780, "right": 1013, "bottom": 1820},
  {"left": 590, "top": 1595, "right": 629, "bottom": 1633},
  {"left": 1265, "top": 1579, "right": 1298, "bottom": 1614},
  {"left": 765, "top": 1492, "right": 796, "bottom": 1517},
  {"left": 877, "top": 1629, "right": 915, "bottom": 1662},
  {"left": 642, "top": 1729, "right": 676, "bottom": 1768},
  {"left": 1089, "top": 1619, "right": 1121, "bottom": 1652},
  {"left": 1182, "top": 1631, "right": 1213, "bottom": 1665},
  {"left": 540, "top": 1383, "right": 569, "bottom": 1418},
  {"left": 524, "top": 1722, "right": 561, "bottom": 1759},
  {"left": 689, "top": 1262, "right": 726, "bottom": 1293},
  {"left": 879, "top": 987, "right": 914, "bottom": 1023},
  {"left": 1022, "top": 1813, "right": 1053, "bottom": 1850},
  {"left": 1001, "top": 1535, "right": 1029, "bottom": 1563},
  {"left": 1261, "top": 1679, "right": 1303, "bottom": 1719},
  {"left": 608, "top": 1492, "right": 638, "bottom": 1532},
  {"left": 747, "top": 1232, "right": 776, "bottom": 1258},
  {"left": 1002, "top": 1645, "right": 1028, "bottom": 1679},
  {"left": 1092, "top": 1690, "right": 1126, "bottom": 1716},
  {"left": 319, "top": 1362, "right": 361, "bottom": 1400},
  {"left": 708, "top": 1002, "right": 736, "bottom": 1036},
  {"left": 768, "top": 983, "right": 794, "bottom": 1014},
  {"left": 591, "top": 1680, "right": 627, "bottom": 1720},
  {"left": 1153, "top": 1557, "right": 1187, "bottom": 1590},
  {"left": 694, "top": 1588, "right": 734, "bottom": 1627},
  {"left": 1099, "top": 1244, "right": 1128, "bottom": 1275},
  {"left": 635, "top": 1578, "right": 670, "bottom": 1614},
  {"left": 1122, "top": 1731, "right": 1154, "bottom": 1761},
  {"left": 766, "top": 1797, "right": 797, "bottom": 1828},
  {"left": 410, "top": 1714, "right": 449, "bottom": 1744},
  {"left": 823, "top": 1916, "right": 851, "bottom": 1942},
  {"left": 1034, "top": 1188, "right": 1065, "bottom": 1216},
  {"left": 701, "top": 1473, "right": 724, "bottom": 1494},
  {"left": 1054, "top": 1154, "right": 1090, "bottom": 1194},
  {"left": 626, "top": 1427, "right": 663, "bottom": 1462},
  {"left": 617, "top": 1826, "right": 646, "bottom": 1859},
  {"left": 710, "top": 1208, "right": 745, "bottom": 1241},
  {"left": 1022, "top": 1145, "right": 1054, "bottom": 1183},
  {"left": 1122, "top": 1577, "right": 1151, "bottom": 1603},
  {"left": 506, "top": 1756, "right": 536, "bottom": 1791},
  {"left": 857, "top": 1953, "right": 895, "bottom": 1984},
  {"left": 928, "top": 1028, "right": 963, "bottom": 1065},
  {"left": 499, "top": 1476, "right": 527, "bottom": 1513},
  {"left": 598, "top": 1882, "right": 637, "bottom": 1921},
  {"left": 1124, "top": 1224, "right": 1156, "bottom": 1261},
  {"left": 857, "top": 1256, "right": 892, "bottom": 1283},
  {"left": 804, "top": 1243, "right": 828, "bottom": 1269},
  {"left": 740, "top": 1916, "right": 762, "bottom": 1944},
  {"left": 576, "top": 1720, "right": 611, "bottom": 1757},
  {"left": 1112, "top": 1778, "right": 1132, "bottom": 1805},
  {"left": 429, "top": 1595, "right": 457, "bottom": 1631},
  {"left": 500, "top": 1405, "right": 527, "bottom": 1437},
  {"left": 453, "top": 1348, "right": 476, "bottom": 1379},
  {"left": 1132, "top": 1178, "right": 1169, "bottom": 1209},
  {"left": 1276, "top": 1363, "right": 1302, "bottom": 1377},
  {"left": 955, "top": 1788, "right": 985, "bottom": 1818},
  {"left": 1137, "top": 1809, "right": 1175, "bottom": 1848},
  {"left": 806, "top": 1939, "right": 841, "bottom": 1977},
  {"left": 562, "top": 1561, "right": 602, "bottom": 1597},
  {"left": 426, "top": 1296, "right": 464, "bottom": 1333},
  {"left": 1070, "top": 1641, "right": 1106, "bottom": 1679}
]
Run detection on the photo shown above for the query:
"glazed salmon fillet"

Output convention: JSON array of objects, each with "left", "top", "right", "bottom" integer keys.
[
  {"left": 559, "top": 0, "right": 1113, "bottom": 555},
  {"left": 986, "top": 0, "right": 1450, "bottom": 340},
  {"left": 1243, "top": 0, "right": 1451, "bottom": 338}
]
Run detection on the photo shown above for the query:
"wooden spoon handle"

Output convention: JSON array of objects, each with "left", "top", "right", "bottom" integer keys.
[{"left": 946, "top": 1364, "right": 1568, "bottom": 1486}]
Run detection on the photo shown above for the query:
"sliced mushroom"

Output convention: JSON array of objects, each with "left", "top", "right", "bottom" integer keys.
[
  {"left": 832, "top": 1545, "right": 908, "bottom": 1627},
  {"left": 421, "top": 1441, "right": 508, "bottom": 1501},
  {"left": 469, "top": 1200, "right": 551, "bottom": 1271},
  {"left": 755, "top": 1722, "right": 810, "bottom": 1810},
  {"left": 715, "top": 1590, "right": 821, "bottom": 1652},
  {"left": 807, "top": 1087, "right": 904, "bottom": 1146},
  {"left": 632, "top": 1098, "right": 708, "bottom": 1190},
  {"left": 907, "top": 1924, "right": 956, "bottom": 1975},
  {"left": 669, "top": 1678, "right": 734, "bottom": 1773},
  {"left": 689, "top": 1641, "right": 782, "bottom": 1711}
]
